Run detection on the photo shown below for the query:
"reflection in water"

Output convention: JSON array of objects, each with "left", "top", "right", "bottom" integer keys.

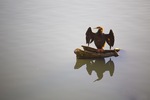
[{"left": 74, "top": 58, "right": 115, "bottom": 82}]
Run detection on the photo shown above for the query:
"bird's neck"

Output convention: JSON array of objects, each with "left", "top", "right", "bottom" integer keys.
[{"left": 97, "top": 29, "right": 103, "bottom": 34}]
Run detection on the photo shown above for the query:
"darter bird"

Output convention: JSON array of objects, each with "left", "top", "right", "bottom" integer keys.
[{"left": 85, "top": 26, "right": 115, "bottom": 52}]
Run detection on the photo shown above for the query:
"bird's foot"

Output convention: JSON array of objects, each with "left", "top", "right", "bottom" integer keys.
[{"left": 97, "top": 49, "right": 104, "bottom": 53}]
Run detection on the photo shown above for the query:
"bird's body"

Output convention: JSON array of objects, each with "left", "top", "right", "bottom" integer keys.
[
  {"left": 85, "top": 26, "right": 115, "bottom": 52},
  {"left": 93, "top": 30, "right": 105, "bottom": 49}
]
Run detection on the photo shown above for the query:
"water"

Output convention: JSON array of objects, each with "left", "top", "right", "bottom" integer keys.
[{"left": 0, "top": 0, "right": 150, "bottom": 100}]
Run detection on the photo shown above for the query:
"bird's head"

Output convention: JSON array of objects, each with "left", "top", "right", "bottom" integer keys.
[{"left": 94, "top": 26, "right": 103, "bottom": 32}]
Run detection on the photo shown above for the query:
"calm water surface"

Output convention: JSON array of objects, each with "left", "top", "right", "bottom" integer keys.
[{"left": 0, "top": 0, "right": 150, "bottom": 100}]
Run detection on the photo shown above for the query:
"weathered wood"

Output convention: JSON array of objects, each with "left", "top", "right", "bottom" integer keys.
[
  {"left": 74, "top": 46, "right": 120, "bottom": 59},
  {"left": 82, "top": 45, "right": 120, "bottom": 53}
]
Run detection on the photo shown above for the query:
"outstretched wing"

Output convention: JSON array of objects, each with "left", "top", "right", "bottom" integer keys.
[
  {"left": 85, "top": 27, "right": 94, "bottom": 46},
  {"left": 105, "top": 29, "right": 115, "bottom": 49}
]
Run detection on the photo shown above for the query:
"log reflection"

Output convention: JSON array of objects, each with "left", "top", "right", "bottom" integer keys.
[{"left": 74, "top": 58, "right": 115, "bottom": 82}]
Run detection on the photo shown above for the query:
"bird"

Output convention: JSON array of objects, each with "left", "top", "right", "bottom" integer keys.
[{"left": 85, "top": 26, "right": 115, "bottom": 52}]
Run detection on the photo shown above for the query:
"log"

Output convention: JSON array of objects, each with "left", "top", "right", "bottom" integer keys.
[
  {"left": 74, "top": 46, "right": 120, "bottom": 59},
  {"left": 82, "top": 45, "right": 120, "bottom": 53}
]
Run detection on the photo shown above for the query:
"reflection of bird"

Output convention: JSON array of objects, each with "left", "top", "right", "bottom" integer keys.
[
  {"left": 85, "top": 26, "right": 115, "bottom": 52},
  {"left": 74, "top": 58, "right": 115, "bottom": 82}
]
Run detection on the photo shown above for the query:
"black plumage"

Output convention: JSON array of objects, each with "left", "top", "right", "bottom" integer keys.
[{"left": 85, "top": 27, "right": 115, "bottom": 50}]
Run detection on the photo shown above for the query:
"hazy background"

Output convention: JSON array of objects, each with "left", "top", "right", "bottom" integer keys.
[{"left": 0, "top": 0, "right": 150, "bottom": 100}]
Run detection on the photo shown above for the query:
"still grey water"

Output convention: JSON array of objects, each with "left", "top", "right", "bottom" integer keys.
[{"left": 0, "top": 0, "right": 150, "bottom": 100}]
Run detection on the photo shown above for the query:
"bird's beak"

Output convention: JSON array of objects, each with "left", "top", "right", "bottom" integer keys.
[{"left": 94, "top": 27, "right": 98, "bottom": 29}]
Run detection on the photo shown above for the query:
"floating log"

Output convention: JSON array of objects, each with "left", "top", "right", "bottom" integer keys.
[{"left": 74, "top": 46, "right": 120, "bottom": 59}]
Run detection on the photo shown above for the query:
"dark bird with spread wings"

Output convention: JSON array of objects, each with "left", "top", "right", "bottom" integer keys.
[{"left": 86, "top": 26, "right": 115, "bottom": 52}]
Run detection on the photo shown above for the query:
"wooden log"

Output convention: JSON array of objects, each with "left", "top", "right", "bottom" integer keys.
[
  {"left": 74, "top": 46, "right": 120, "bottom": 59},
  {"left": 82, "top": 45, "right": 120, "bottom": 53}
]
